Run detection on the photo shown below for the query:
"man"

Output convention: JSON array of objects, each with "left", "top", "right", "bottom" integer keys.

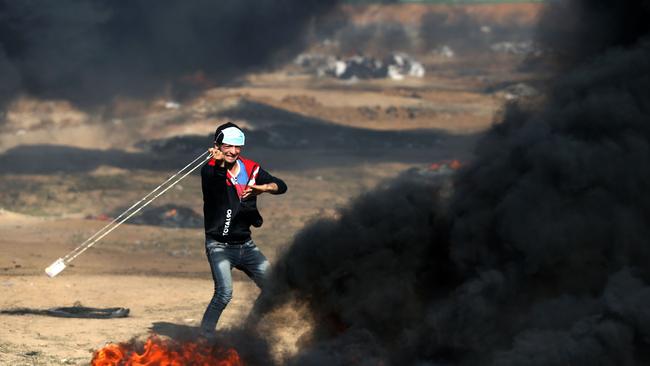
[{"left": 199, "top": 122, "right": 287, "bottom": 337}]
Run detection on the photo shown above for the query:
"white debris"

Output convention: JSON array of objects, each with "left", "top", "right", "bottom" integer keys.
[
  {"left": 431, "top": 45, "right": 455, "bottom": 58},
  {"left": 386, "top": 52, "right": 425, "bottom": 79},
  {"left": 294, "top": 53, "right": 338, "bottom": 77},
  {"left": 501, "top": 83, "right": 540, "bottom": 100},
  {"left": 334, "top": 60, "right": 347, "bottom": 78},
  {"left": 164, "top": 101, "right": 181, "bottom": 109},
  {"left": 294, "top": 52, "right": 425, "bottom": 80},
  {"left": 387, "top": 65, "right": 404, "bottom": 80},
  {"left": 408, "top": 61, "right": 425, "bottom": 77},
  {"left": 490, "top": 41, "right": 536, "bottom": 55}
]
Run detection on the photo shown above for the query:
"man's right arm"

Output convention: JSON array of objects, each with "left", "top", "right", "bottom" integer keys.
[
  {"left": 203, "top": 147, "right": 227, "bottom": 180},
  {"left": 201, "top": 162, "right": 227, "bottom": 199}
]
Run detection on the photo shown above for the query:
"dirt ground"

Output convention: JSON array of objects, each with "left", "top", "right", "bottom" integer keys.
[
  {"left": 0, "top": 161, "right": 447, "bottom": 365},
  {"left": 0, "top": 4, "right": 544, "bottom": 365},
  {"left": 0, "top": 161, "right": 419, "bottom": 365}
]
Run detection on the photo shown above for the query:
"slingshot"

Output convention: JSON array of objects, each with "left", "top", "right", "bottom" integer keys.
[{"left": 45, "top": 150, "right": 212, "bottom": 278}]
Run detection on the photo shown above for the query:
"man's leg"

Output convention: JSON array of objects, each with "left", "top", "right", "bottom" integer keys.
[
  {"left": 239, "top": 240, "right": 270, "bottom": 289},
  {"left": 200, "top": 244, "right": 234, "bottom": 336},
  {"left": 238, "top": 240, "right": 270, "bottom": 327}
]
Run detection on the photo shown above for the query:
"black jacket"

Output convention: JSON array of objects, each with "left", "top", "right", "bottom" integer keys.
[{"left": 201, "top": 157, "right": 287, "bottom": 243}]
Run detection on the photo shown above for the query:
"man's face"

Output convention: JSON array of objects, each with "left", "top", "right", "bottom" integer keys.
[{"left": 217, "top": 143, "right": 242, "bottom": 163}]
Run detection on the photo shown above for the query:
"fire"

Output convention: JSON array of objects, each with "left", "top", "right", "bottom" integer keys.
[
  {"left": 91, "top": 335, "right": 243, "bottom": 366},
  {"left": 429, "top": 159, "right": 462, "bottom": 171},
  {"left": 448, "top": 159, "right": 462, "bottom": 170}
]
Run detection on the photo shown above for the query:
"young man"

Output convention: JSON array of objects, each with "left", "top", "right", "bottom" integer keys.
[{"left": 199, "top": 122, "right": 287, "bottom": 337}]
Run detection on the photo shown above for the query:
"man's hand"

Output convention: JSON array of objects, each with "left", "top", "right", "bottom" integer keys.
[
  {"left": 209, "top": 147, "right": 225, "bottom": 163},
  {"left": 242, "top": 183, "right": 278, "bottom": 199}
]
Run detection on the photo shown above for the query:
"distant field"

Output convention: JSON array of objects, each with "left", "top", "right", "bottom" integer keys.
[
  {"left": 346, "top": 0, "right": 543, "bottom": 4},
  {"left": 342, "top": 1, "right": 543, "bottom": 27}
]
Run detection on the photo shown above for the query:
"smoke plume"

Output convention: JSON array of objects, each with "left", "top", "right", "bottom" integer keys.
[
  {"left": 252, "top": 0, "right": 650, "bottom": 364},
  {"left": 0, "top": 0, "right": 340, "bottom": 109},
  {"left": 335, "top": 22, "right": 412, "bottom": 56},
  {"left": 420, "top": 8, "right": 534, "bottom": 54},
  {"left": 537, "top": 0, "right": 650, "bottom": 68}
]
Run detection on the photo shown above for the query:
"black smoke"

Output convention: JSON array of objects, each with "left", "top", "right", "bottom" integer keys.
[
  {"left": 256, "top": 179, "right": 458, "bottom": 365},
  {"left": 334, "top": 22, "right": 412, "bottom": 56},
  {"left": 0, "top": 0, "right": 340, "bottom": 109},
  {"left": 419, "top": 8, "right": 534, "bottom": 54},
  {"left": 251, "top": 0, "right": 650, "bottom": 365},
  {"left": 537, "top": 0, "right": 650, "bottom": 69}
]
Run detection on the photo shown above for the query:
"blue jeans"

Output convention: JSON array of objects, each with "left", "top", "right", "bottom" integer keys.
[{"left": 199, "top": 238, "right": 269, "bottom": 334}]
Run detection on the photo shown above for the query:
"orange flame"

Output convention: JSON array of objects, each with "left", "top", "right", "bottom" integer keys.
[
  {"left": 164, "top": 208, "right": 178, "bottom": 218},
  {"left": 91, "top": 335, "right": 242, "bottom": 366},
  {"left": 429, "top": 162, "right": 442, "bottom": 171},
  {"left": 449, "top": 159, "right": 462, "bottom": 170},
  {"left": 429, "top": 159, "right": 463, "bottom": 171}
]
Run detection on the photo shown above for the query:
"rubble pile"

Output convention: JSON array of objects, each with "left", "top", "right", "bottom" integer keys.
[
  {"left": 430, "top": 45, "right": 455, "bottom": 58},
  {"left": 501, "top": 83, "right": 539, "bottom": 100},
  {"left": 293, "top": 53, "right": 338, "bottom": 77},
  {"left": 485, "top": 81, "right": 540, "bottom": 101},
  {"left": 294, "top": 52, "right": 425, "bottom": 80},
  {"left": 490, "top": 41, "right": 538, "bottom": 55}
]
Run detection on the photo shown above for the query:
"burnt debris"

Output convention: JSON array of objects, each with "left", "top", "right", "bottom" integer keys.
[
  {"left": 109, "top": 203, "right": 202, "bottom": 229},
  {"left": 294, "top": 52, "right": 425, "bottom": 80},
  {"left": 1, "top": 305, "right": 129, "bottom": 319}
]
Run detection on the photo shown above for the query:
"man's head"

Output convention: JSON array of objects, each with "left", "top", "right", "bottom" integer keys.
[{"left": 214, "top": 122, "right": 245, "bottom": 164}]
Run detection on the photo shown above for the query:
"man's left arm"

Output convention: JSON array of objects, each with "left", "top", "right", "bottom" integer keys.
[{"left": 242, "top": 167, "right": 287, "bottom": 198}]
